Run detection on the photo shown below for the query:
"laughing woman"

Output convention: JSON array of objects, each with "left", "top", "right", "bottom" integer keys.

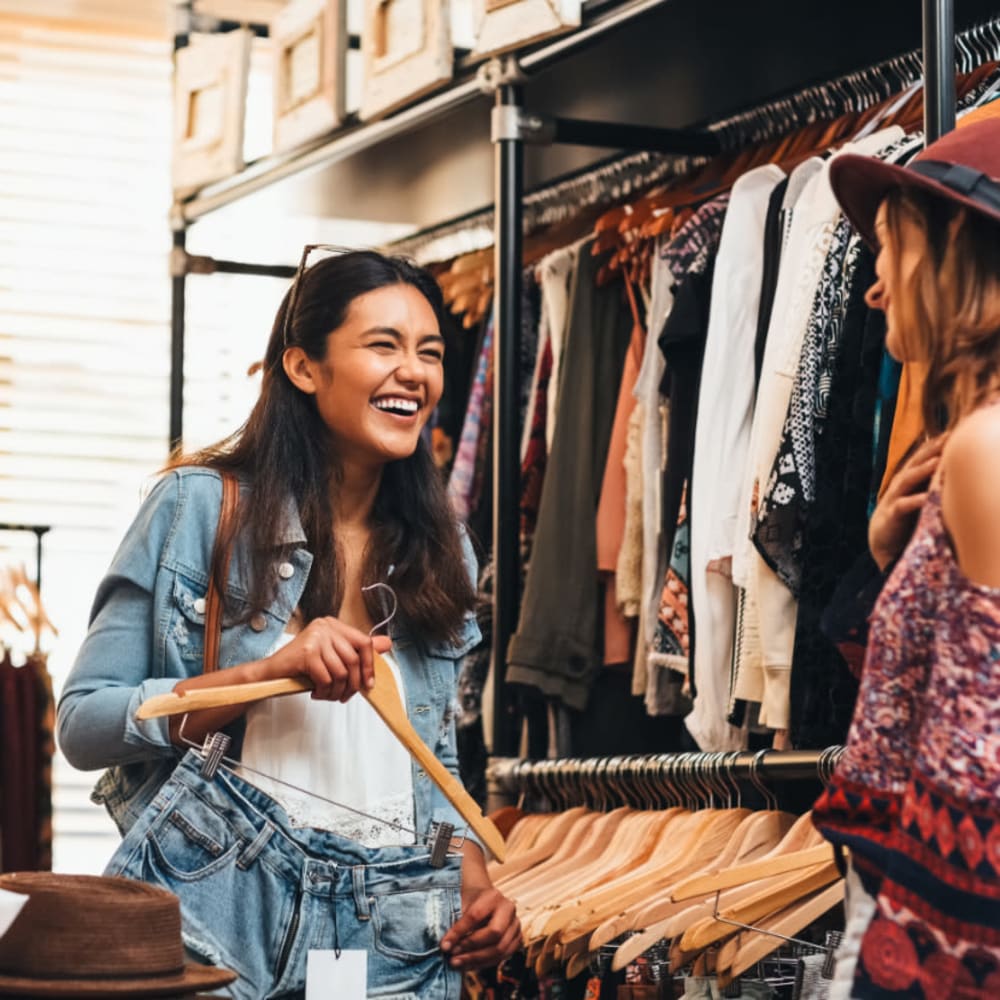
[{"left": 57, "top": 250, "right": 520, "bottom": 999}]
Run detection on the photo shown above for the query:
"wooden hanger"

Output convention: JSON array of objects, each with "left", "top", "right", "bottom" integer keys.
[
  {"left": 678, "top": 859, "right": 839, "bottom": 953},
  {"left": 609, "top": 861, "right": 813, "bottom": 972},
  {"left": 715, "top": 880, "right": 844, "bottom": 987},
  {"left": 490, "top": 806, "right": 592, "bottom": 884},
  {"left": 596, "top": 805, "right": 796, "bottom": 959},
  {"left": 513, "top": 807, "right": 640, "bottom": 939},
  {"left": 136, "top": 653, "right": 506, "bottom": 861},
  {"left": 670, "top": 840, "right": 833, "bottom": 900},
  {"left": 0, "top": 564, "right": 57, "bottom": 650},
  {"left": 536, "top": 806, "right": 699, "bottom": 942}
]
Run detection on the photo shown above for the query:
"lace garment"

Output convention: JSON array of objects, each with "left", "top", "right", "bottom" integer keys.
[{"left": 240, "top": 646, "right": 416, "bottom": 848}]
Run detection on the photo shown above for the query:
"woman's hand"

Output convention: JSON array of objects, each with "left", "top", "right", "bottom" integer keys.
[
  {"left": 441, "top": 886, "right": 521, "bottom": 971},
  {"left": 266, "top": 617, "right": 392, "bottom": 702},
  {"left": 869, "top": 435, "right": 944, "bottom": 571},
  {"left": 441, "top": 844, "right": 521, "bottom": 971}
]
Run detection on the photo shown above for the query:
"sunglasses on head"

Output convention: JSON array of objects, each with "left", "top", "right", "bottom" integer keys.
[{"left": 281, "top": 243, "right": 360, "bottom": 350}]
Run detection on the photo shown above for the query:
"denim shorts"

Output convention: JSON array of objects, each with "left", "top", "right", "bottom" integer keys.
[{"left": 104, "top": 750, "right": 464, "bottom": 1000}]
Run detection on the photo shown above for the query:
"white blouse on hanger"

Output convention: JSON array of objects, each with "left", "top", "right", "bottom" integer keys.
[{"left": 239, "top": 637, "right": 416, "bottom": 847}]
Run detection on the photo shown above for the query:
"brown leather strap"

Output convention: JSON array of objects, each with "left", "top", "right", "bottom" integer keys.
[{"left": 203, "top": 471, "right": 239, "bottom": 674}]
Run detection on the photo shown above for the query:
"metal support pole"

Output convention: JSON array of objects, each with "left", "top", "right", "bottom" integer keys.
[
  {"left": 491, "top": 84, "right": 525, "bottom": 757},
  {"left": 922, "top": 0, "right": 955, "bottom": 143},
  {"left": 170, "top": 228, "right": 186, "bottom": 452},
  {"left": 550, "top": 116, "right": 720, "bottom": 155}
]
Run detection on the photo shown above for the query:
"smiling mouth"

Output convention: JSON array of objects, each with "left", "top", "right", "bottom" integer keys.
[{"left": 371, "top": 396, "right": 420, "bottom": 417}]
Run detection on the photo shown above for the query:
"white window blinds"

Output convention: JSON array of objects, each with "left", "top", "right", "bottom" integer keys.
[{"left": 0, "top": 19, "right": 173, "bottom": 872}]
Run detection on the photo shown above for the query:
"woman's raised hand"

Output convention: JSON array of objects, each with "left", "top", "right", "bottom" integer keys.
[
  {"left": 267, "top": 617, "right": 392, "bottom": 702},
  {"left": 869, "top": 435, "right": 945, "bottom": 571}
]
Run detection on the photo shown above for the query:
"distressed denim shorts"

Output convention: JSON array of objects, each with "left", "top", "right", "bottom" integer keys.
[{"left": 104, "top": 750, "right": 464, "bottom": 1000}]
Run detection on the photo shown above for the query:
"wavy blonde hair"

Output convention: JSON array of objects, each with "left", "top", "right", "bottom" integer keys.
[{"left": 884, "top": 187, "right": 1000, "bottom": 434}]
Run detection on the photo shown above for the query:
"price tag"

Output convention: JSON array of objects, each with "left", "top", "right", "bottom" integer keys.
[
  {"left": 0, "top": 888, "right": 28, "bottom": 940},
  {"left": 306, "top": 949, "right": 366, "bottom": 999}
]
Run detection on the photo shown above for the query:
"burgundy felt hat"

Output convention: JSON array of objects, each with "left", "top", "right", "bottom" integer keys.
[
  {"left": 0, "top": 873, "right": 237, "bottom": 997},
  {"left": 830, "top": 116, "right": 1000, "bottom": 247}
]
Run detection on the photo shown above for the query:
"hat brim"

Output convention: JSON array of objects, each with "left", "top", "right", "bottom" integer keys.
[
  {"left": 830, "top": 152, "right": 1000, "bottom": 248},
  {"left": 0, "top": 960, "right": 237, "bottom": 997}
]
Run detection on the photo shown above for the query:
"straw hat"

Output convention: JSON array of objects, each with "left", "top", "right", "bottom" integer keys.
[
  {"left": 0, "top": 872, "right": 236, "bottom": 997},
  {"left": 830, "top": 116, "right": 1000, "bottom": 248}
]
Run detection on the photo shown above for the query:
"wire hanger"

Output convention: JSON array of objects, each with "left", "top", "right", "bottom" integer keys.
[{"left": 136, "top": 580, "right": 506, "bottom": 861}]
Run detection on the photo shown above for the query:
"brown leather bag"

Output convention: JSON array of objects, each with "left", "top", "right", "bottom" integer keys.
[{"left": 203, "top": 471, "right": 239, "bottom": 674}]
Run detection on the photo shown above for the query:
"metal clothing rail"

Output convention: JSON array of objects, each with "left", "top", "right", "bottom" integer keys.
[
  {"left": 487, "top": 749, "right": 846, "bottom": 810},
  {"left": 0, "top": 524, "right": 50, "bottom": 591}
]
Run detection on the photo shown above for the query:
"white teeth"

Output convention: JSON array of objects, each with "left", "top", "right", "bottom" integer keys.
[{"left": 372, "top": 397, "right": 419, "bottom": 414}]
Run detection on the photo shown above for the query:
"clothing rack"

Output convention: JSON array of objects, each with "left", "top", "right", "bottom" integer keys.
[
  {"left": 487, "top": 749, "right": 845, "bottom": 811},
  {"left": 166, "top": 1, "right": 979, "bottom": 755},
  {"left": 393, "top": 11, "right": 1000, "bottom": 265},
  {"left": 487, "top": 4, "right": 992, "bottom": 755},
  {"left": 0, "top": 524, "right": 50, "bottom": 592}
]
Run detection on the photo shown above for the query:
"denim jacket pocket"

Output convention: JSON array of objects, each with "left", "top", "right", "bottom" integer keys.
[
  {"left": 167, "top": 573, "right": 250, "bottom": 664},
  {"left": 422, "top": 614, "right": 483, "bottom": 661}
]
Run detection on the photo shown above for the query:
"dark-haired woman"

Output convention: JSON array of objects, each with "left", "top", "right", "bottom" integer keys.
[
  {"left": 58, "top": 250, "right": 520, "bottom": 999},
  {"left": 813, "top": 119, "right": 1000, "bottom": 998}
]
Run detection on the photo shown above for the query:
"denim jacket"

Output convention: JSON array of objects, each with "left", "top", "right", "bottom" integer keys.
[{"left": 56, "top": 467, "right": 483, "bottom": 849}]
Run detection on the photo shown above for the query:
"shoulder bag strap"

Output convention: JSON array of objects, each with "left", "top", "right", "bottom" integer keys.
[{"left": 203, "top": 471, "right": 239, "bottom": 674}]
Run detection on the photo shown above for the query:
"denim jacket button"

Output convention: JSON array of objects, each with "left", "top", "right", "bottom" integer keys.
[
  {"left": 250, "top": 613, "right": 267, "bottom": 632},
  {"left": 193, "top": 597, "right": 206, "bottom": 615},
  {"left": 278, "top": 561, "right": 295, "bottom": 579}
]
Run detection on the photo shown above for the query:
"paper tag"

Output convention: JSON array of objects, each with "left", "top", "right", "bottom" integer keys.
[
  {"left": 0, "top": 888, "right": 28, "bottom": 940},
  {"left": 306, "top": 949, "right": 366, "bottom": 999}
]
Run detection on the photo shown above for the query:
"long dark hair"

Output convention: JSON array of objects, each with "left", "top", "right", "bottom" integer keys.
[{"left": 168, "top": 250, "right": 477, "bottom": 644}]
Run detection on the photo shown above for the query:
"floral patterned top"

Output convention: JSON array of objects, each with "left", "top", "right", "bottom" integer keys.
[{"left": 813, "top": 484, "right": 1000, "bottom": 998}]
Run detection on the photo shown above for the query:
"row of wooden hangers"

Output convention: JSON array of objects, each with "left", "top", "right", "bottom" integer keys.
[
  {"left": 434, "top": 57, "right": 999, "bottom": 330},
  {"left": 485, "top": 750, "right": 844, "bottom": 989},
  {"left": 591, "top": 58, "right": 999, "bottom": 292},
  {"left": 0, "top": 563, "right": 56, "bottom": 655}
]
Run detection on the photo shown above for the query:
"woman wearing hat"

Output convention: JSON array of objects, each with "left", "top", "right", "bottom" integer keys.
[{"left": 814, "top": 117, "right": 1000, "bottom": 999}]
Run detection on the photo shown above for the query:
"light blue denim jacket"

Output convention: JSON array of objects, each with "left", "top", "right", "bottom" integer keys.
[{"left": 57, "top": 467, "right": 483, "bottom": 849}]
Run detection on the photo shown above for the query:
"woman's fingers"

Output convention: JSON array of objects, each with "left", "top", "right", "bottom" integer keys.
[
  {"left": 291, "top": 617, "right": 389, "bottom": 701},
  {"left": 329, "top": 631, "right": 363, "bottom": 702},
  {"left": 891, "top": 453, "right": 940, "bottom": 498},
  {"left": 448, "top": 919, "right": 522, "bottom": 969}
]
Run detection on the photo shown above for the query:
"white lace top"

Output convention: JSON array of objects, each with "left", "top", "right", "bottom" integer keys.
[{"left": 239, "top": 639, "right": 416, "bottom": 847}]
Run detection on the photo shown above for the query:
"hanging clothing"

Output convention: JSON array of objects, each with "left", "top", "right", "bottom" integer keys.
[
  {"left": 734, "top": 126, "right": 905, "bottom": 734},
  {"left": 597, "top": 279, "right": 646, "bottom": 664},
  {"left": 1, "top": 650, "right": 54, "bottom": 872},
  {"left": 752, "top": 217, "right": 860, "bottom": 596},
  {"left": 814, "top": 482, "right": 1000, "bottom": 998},
  {"left": 507, "top": 241, "right": 633, "bottom": 710},
  {"left": 730, "top": 154, "right": 823, "bottom": 720},
  {"left": 788, "top": 254, "right": 886, "bottom": 750},
  {"left": 685, "top": 163, "right": 785, "bottom": 752},
  {"left": 447, "top": 320, "right": 494, "bottom": 521},
  {"left": 639, "top": 194, "right": 730, "bottom": 698},
  {"left": 754, "top": 175, "right": 790, "bottom": 391},
  {"left": 537, "top": 239, "right": 587, "bottom": 453},
  {"left": 616, "top": 403, "right": 644, "bottom": 619},
  {"left": 520, "top": 336, "right": 554, "bottom": 565}
]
